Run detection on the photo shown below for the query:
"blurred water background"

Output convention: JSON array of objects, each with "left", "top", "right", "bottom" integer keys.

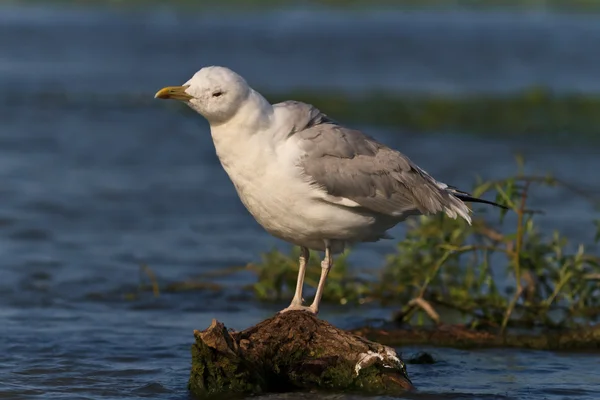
[{"left": 1, "top": 1, "right": 600, "bottom": 399}]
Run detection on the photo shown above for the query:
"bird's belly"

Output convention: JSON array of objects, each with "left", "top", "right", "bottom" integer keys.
[{"left": 228, "top": 167, "right": 377, "bottom": 249}]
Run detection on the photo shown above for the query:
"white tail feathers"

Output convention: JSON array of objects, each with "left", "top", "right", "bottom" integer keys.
[{"left": 443, "top": 195, "right": 472, "bottom": 225}]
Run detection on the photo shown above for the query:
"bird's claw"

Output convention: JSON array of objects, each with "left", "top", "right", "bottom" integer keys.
[{"left": 279, "top": 304, "right": 317, "bottom": 314}]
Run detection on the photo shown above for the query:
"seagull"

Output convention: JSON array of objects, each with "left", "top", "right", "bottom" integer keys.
[{"left": 155, "top": 66, "right": 505, "bottom": 315}]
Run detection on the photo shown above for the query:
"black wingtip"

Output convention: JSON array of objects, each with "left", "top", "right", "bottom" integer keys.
[{"left": 455, "top": 194, "right": 510, "bottom": 210}]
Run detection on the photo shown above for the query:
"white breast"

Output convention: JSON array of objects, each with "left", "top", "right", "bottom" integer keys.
[{"left": 209, "top": 128, "right": 376, "bottom": 249}]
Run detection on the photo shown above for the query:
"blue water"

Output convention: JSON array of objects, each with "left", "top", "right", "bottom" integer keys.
[{"left": 1, "top": 4, "right": 599, "bottom": 399}]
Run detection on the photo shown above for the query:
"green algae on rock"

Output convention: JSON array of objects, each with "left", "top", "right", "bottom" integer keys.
[{"left": 189, "top": 311, "right": 413, "bottom": 398}]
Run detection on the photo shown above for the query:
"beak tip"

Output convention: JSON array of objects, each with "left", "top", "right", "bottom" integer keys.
[
  {"left": 154, "top": 86, "right": 192, "bottom": 101},
  {"left": 154, "top": 90, "right": 169, "bottom": 100}
]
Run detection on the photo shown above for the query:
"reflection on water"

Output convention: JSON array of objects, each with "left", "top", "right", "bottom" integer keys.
[{"left": 0, "top": 4, "right": 599, "bottom": 400}]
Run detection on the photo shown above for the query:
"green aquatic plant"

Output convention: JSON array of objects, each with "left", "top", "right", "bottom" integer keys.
[
  {"left": 375, "top": 163, "right": 600, "bottom": 330},
  {"left": 384, "top": 169, "right": 600, "bottom": 330}
]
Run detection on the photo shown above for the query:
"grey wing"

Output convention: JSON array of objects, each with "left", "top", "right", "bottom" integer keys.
[{"left": 295, "top": 123, "right": 471, "bottom": 221}]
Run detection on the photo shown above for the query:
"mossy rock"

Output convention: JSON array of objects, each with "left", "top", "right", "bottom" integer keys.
[{"left": 189, "top": 311, "right": 413, "bottom": 398}]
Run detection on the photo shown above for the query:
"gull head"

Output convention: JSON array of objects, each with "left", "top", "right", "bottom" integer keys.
[{"left": 155, "top": 66, "right": 251, "bottom": 125}]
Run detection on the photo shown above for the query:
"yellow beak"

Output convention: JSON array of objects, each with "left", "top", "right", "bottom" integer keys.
[{"left": 154, "top": 86, "right": 193, "bottom": 101}]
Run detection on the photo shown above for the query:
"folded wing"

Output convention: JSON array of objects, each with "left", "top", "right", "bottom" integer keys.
[{"left": 286, "top": 102, "right": 472, "bottom": 223}]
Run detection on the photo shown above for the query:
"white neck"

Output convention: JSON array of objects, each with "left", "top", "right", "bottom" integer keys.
[{"left": 209, "top": 89, "right": 276, "bottom": 171}]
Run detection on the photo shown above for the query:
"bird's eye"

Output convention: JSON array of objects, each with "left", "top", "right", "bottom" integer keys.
[{"left": 212, "top": 91, "right": 223, "bottom": 97}]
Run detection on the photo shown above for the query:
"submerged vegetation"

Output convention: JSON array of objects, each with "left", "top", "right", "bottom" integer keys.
[
  {"left": 20, "top": 87, "right": 600, "bottom": 140},
  {"left": 248, "top": 158, "right": 600, "bottom": 332},
  {"left": 266, "top": 88, "right": 600, "bottom": 139}
]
